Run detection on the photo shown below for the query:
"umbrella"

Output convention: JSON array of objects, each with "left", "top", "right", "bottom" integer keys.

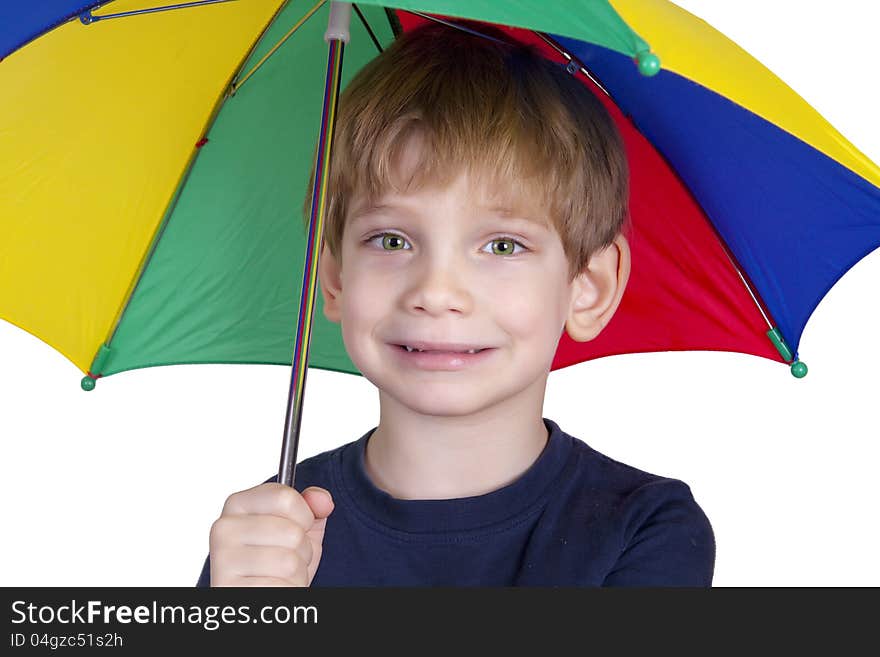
[{"left": 2, "top": 0, "right": 879, "bottom": 491}]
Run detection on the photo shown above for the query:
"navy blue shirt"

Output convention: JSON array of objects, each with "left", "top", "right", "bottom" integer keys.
[{"left": 197, "top": 417, "right": 714, "bottom": 586}]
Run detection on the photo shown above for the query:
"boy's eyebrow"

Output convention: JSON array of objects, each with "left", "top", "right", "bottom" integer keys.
[
  {"left": 348, "top": 201, "right": 550, "bottom": 229},
  {"left": 484, "top": 204, "right": 552, "bottom": 229},
  {"left": 349, "top": 203, "right": 404, "bottom": 221}
]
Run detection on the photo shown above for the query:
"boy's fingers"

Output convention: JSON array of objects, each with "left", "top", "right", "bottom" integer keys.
[
  {"left": 215, "top": 545, "right": 309, "bottom": 584},
  {"left": 222, "top": 482, "right": 316, "bottom": 529},
  {"left": 210, "top": 514, "right": 313, "bottom": 565},
  {"left": 305, "top": 516, "right": 329, "bottom": 584},
  {"left": 302, "top": 486, "right": 334, "bottom": 519},
  {"left": 306, "top": 516, "right": 329, "bottom": 548}
]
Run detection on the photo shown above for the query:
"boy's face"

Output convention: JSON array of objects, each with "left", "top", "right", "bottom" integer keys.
[{"left": 318, "top": 141, "right": 629, "bottom": 418}]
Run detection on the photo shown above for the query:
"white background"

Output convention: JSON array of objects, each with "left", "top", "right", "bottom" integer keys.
[{"left": 1, "top": 0, "right": 878, "bottom": 586}]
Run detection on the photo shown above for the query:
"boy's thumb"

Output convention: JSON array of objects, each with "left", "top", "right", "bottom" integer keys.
[{"left": 303, "top": 486, "right": 334, "bottom": 518}]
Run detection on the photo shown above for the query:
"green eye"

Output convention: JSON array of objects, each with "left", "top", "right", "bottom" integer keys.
[
  {"left": 486, "top": 237, "right": 528, "bottom": 256},
  {"left": 490, "top": 239, "right": 516, "bottom": 256},
  {"left": 376, "top": 233, "right": 406, "bottom": 250}
]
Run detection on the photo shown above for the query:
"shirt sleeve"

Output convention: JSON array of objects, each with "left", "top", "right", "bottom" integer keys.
[{"left": 601, "top": 479, "right": 715, "bottom": 587}]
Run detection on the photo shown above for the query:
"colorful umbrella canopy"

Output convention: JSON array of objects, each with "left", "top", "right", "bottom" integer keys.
[
  {"left": 2, "top": 0, "right": 879, "bottom": 395},
  {"left": 2, "top": 1, "right": 878, "bottom": 589}
]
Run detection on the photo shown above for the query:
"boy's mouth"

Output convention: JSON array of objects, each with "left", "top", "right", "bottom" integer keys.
[
  {"left": 391, "top": 341, "right": 492, "bottom": 355},
  {"left": 389, "top": 343, "right": 498, "bottom": 370},
  {"left": 396, "top": 345, "right": 488, "bottom": 354}
]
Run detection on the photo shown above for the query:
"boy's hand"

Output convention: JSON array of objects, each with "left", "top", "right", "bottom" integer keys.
[{"left": 208, "top": 483, "right": 334, "bottom": 587}]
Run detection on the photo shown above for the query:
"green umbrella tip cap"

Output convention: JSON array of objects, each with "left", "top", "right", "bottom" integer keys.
[
  {"left": 790, "top": 360, "right": 808, "bottom": 378},
  {"left": 635, "top": 50, "right": 660, "bottom": 77},
  {"left": 81, "top": 376, "right": 96, "bottom": 391}
]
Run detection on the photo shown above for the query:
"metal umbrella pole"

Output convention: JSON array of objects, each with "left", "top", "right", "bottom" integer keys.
[{"left": 278, "top": 1, "right": 351, "bottom": 487}]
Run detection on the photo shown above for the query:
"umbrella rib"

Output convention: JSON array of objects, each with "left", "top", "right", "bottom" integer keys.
[
  {"left": 532, "top": 31, "right": 612, "bottom": 99},
  {"left": 79, "top": 0, "right": 238, "bottom": 24},
  {"left": 384, "top": 7, "right": 402, "bottom": 38},
  {"left": 403, "top": 11, "right": 510, "bottom": 45},
  {"left": 352, "top": 4, "right": 383, "bottom": 53},
  {"left": 231, "top": 0, "right": 326, "bottom": 95},
  {"left": 730, "top": 262, "right": 772, "bottom": 329}
]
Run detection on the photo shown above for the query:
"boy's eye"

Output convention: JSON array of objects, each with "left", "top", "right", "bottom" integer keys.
[
  {"left": 364, "top": 232, "right": 528, "bottom": 256},
  {"left": 483, "top": 238, "right": 526, "bottom": 256},
  {"left": 369, "top": 233, "right": 408, "bottom": 251}
]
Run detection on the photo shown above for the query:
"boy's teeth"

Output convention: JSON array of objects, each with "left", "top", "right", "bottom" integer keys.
[{"left": 403, "top": 346, "right": 479, "bottom": 354}]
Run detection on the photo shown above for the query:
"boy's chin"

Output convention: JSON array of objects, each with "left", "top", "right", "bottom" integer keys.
[{"left": 379, "top": 384, "right": 502, "bottom": 418}]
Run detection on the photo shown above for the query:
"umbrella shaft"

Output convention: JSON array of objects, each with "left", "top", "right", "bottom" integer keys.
[{"left": 278, "top": 35, "right": 346, "bottom": 488}]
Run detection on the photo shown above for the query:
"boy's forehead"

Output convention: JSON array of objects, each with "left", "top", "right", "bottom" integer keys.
[
  {"left": 347, "top": 178, "right": 552, "bottom": 228},
  {"left": 345, "top": 128, "right": 554, "bottom": 228}
]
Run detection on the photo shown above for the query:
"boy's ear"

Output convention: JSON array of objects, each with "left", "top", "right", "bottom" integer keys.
[
  {"left": 565, "top": 233, "right": 631, "bottom": 342},
  {"left": 318, "top": 243, "right": 343, "bottom": 324}
]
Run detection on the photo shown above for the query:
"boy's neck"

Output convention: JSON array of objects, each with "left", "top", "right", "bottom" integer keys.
[{"left": 363, "top": 377, "right": 550, "bottom": 500}]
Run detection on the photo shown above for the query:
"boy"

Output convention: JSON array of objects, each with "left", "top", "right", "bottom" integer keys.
[{"left": 197, "top": 19, "right": 714, "bottom": 587}]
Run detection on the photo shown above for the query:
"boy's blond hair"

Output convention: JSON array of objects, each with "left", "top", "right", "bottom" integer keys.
[{"left": 305, "top": 20, "right": 630, "bottom": 282}]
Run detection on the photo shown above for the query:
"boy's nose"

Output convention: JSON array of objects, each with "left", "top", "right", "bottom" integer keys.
[{"left": 403, "top": 259, "right": 474, "bottom": 316}]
